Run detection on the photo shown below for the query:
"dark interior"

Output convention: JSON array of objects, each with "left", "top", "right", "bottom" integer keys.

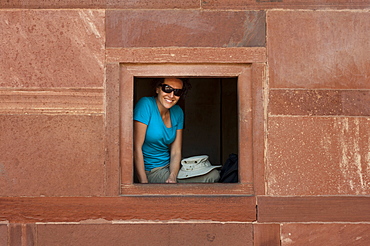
[{"left": 134, "top": 77, "right": 238, "bottom": 167}]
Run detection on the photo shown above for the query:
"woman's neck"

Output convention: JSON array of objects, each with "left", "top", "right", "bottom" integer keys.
[{"left": 155, "top": 98, "right": 169, "bottom": 117}]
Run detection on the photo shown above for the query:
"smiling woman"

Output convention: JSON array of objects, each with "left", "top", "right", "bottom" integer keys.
[{"left": 133, "top": 78, "right": 221, "bottom": 184}]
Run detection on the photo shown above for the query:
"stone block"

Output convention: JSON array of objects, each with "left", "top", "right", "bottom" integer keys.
[
  {"left": 5, "top": 223, "right": 36, "bottom": 245},
  {"left": 201, "top": 0, "right": 369, "bottom": 10},
  {"left": 0, "top": 0, "right": 199, "bottom": 9},
  {"left": 267, "top": 117, "right": 370, "bottom": 195},
  {"left": 267, "top": 10, "right": 370, "bottom": 89},
  {"left": 269, "top": 90, "right": 370, "bottom": 116},
  {"left": 106, "top": 47, "right": 266, "bottom": 63},
  {"left": 36, "top": 223, "right": 253, "bottom": 246},
  {"left": 106, "top": 10, "right": 265, "bottom": 48},
  {"left": 9, "top": 223, "right": 21, "bottom": 246},
  {"left": 107, "top": 0, "right": 199, "bottom": 9},
  {"left": 0, "top": 196, "right": 256, "bottom": 222},
  {"left": 281, "top": 223, "right": 370, "bottom": 246},
  {"left": 0, "top": 223, "right": 7, "bottom": 246},
  {"left": 0, "top": 88, "right": 104, "bottom": 115},
  {"left": 254, "top": 223, "right": 280, "bottom": 246},
  {"left": 25, "top": 224, "right": 36, "bottom": 245},
  {"left": 0, "top": 115, "right": 105, "bottom": 196},
  {"left": 258, "top": 196, "right": 370, "bottom": 223},
  {"left": 0, "top": 10, "right": 105, "bottom": 88}
]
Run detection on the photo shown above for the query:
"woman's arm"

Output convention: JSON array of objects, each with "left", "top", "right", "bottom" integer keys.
[
  {"left": 133, "top": 121, "right": 149, "bottom": 183},
  {"left": 166, "top": 129, "right": 183, "bottom": 183}
]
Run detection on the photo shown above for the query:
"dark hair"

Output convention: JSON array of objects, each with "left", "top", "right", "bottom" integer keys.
[{"left": 151, "top": 78, "right": 191, "bottom": 97}]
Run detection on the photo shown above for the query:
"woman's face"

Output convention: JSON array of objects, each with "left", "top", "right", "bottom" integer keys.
[{"left": 156, "top": 78, "right": 183, "bottom": 110}]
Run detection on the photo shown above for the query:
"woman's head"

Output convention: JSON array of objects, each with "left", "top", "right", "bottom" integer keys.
[{"left": 153, "top": 78, "right": 191, "bottom": 110}]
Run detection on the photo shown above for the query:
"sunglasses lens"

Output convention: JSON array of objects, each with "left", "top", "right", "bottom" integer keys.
[
  {"left": 161, "top": 84, "right": 183, "bottom": 96},
  {"left": 162, "top": 85, "right": 172, "bottom": 93}
]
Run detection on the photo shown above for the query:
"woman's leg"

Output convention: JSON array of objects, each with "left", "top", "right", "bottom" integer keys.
[{"left": 146, "top": 165, "right": 170, "bottom": 183}]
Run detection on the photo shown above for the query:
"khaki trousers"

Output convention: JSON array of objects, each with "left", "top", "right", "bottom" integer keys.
[{"left": 146, "top": 165, "right": 220, "bottom": 183}]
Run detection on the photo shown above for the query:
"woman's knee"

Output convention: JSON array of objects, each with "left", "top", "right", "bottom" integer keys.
[{"left": 204, "top": 169, "right": 220, "bottom": 182}]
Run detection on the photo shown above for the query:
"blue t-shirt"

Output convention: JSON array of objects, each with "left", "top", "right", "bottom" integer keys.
[{"left": 133, "top": 97, "right": 184, "bottom": 171}]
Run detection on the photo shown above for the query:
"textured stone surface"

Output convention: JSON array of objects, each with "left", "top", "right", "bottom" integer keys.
[
  {"left": 104, "top": 63, "right": 121, "bottom": 196},
  {"left": 0, "top": 223, "right": 7, "bottom": 245},
  {"left": 26, "top": 224, "right": 36, "bottom": 245},
  {"left": 0, "top": 10, "right": 105, "bottom": 88},
  {"left": 267, "top": 10, "right": 370, "bottom": 89},
  {"left": 106, "top": 10, "right": 265, "bottom": 48},
  {"left": 0, "top": 115, "right": 105, "bottom": 196},
  {"left": 269, "top": 90, "right": 370, "bottom": 116},
  {"left": 0, "top": 196, "right": 256, "bottom": 222},
  {"left": 281, "top": 223, "right": 370, "bottom": 245},
  {"left": 202, "top": 0, "right": 369, "bottom": 9},
  {"left": 106, "top": 47, "right": 266, "bottom": 63},
  {"left": 254, "top": 223, "right": 280, "bottom": 246},
  {"left": 0, "top": 0, "right": 199, "bottom": 9},
  {"left": 267, "top": 117, "right": 370, "bottom": 195},
  {"left": 8, "top": 223, "right": 36, "bottom": 245},
  {"left": 36, "top": 223, "right": 253, "bottom": 246},
  {"left": 0, "top": 88, "right": 104, "bottom": 115},
  {"left": 258, "top": 196, "right": 370, "bottom": 223},
  {"left": 9, "top": 223, "right": 21, "bottom": 246},
  {"left": 2, "top": 0, "right": 368, "bottom": 9},
  {"left": 107, "top": 0, "right": 199, "bottom": 9}
]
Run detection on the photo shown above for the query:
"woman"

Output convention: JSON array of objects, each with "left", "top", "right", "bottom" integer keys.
[{"left": 133, "top": 78, "right": 219, "bottom": 183}]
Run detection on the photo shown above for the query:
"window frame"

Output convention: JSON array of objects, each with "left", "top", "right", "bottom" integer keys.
[{"left": 119, "top": 63, "right": 253, "bottom": 196}]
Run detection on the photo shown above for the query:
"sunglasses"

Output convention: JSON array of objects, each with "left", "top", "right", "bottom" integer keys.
[{"left": 160, "top": 84, "right": 184, "bottom": 97}]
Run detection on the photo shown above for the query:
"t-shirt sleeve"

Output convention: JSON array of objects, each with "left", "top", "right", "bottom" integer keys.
[{"left": 133, "top": 97, "right": 152, "bottom": 125}]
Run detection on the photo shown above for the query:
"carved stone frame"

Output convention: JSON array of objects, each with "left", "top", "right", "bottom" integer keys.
[{"left": 105, "top": 48, "right": 266, "bottom": 197}]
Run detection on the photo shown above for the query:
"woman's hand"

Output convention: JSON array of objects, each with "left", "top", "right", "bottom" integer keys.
[
  {"left": 166, "top": 129, "right": 183, "bottom": 184},
  {"left": 165, "top": 173, "right": 177, "bottom": 183}
]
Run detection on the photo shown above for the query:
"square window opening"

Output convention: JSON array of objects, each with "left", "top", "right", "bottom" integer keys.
[{"left": 133, "top": 77, "right": 239, "bottom": 184}]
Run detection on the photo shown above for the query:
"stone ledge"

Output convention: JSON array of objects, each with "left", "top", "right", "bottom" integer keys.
[
  {"left": 106, "top": 47, "right": 266, "bottom": 64},
  {"left": 0, "top": 196, "right": 256, "bottom": 223}
]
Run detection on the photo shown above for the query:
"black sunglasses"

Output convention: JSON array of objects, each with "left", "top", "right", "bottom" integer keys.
[{"left": 161, "top": 84, "right": 184, "bottom": 97}]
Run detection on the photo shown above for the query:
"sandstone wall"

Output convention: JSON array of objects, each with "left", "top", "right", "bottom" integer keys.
[{"left": 1, "top": 0, "right": 369, "bottom": 245}]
